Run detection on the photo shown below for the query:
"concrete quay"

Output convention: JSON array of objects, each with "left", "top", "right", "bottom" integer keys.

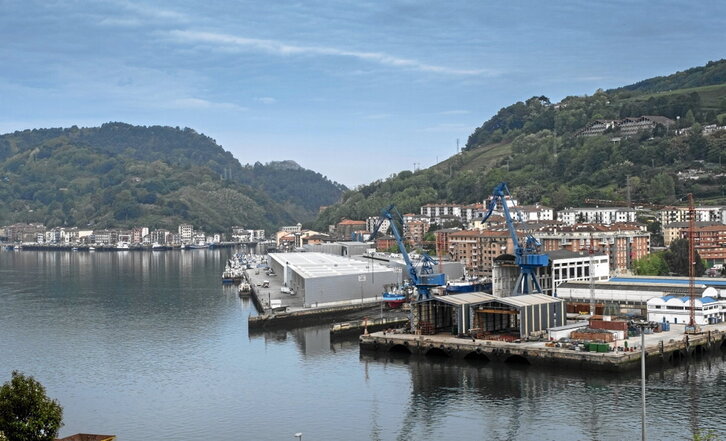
[{"left": 359, "top": 322, "right": 726, "bottom": 372}]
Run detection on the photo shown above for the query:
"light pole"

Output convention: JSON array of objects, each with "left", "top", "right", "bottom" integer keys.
[
  {"left": 294, "top": 433, "right": 303, "bottom": 441},
  {"left": 630, "top": 320, "right": 658, "bottom": 441}
]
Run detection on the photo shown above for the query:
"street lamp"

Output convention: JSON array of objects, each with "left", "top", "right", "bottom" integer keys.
[
  {"left": 294, "top": 433, "right": 303, "bottom": 441},
  {"left": 630, "top": 320, "right": 658, "bottom": 441}
]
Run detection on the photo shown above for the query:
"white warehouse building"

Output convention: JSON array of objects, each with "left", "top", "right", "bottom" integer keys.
[
  {"left": 555, "top": 280, "right": 719, "bottom": 309},
  {"left": 647, "top": 294, "right": 723, "bottom": 325},
  {"left": 267, "top": 252, "right": 400, "bottom": 308}
]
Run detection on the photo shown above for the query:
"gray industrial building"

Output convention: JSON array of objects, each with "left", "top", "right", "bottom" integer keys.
[
  {"left": 418, "top": 292, "right": 565, "bottom": 337},
  {"left": 303, "top": 241, "right": 371, "bottom": 257},
  {"left": 267, "top": 252, "right": 399, "bottom": 307},
  {"left": 360, "top": 252, "right": 465, "bottom": 283}
]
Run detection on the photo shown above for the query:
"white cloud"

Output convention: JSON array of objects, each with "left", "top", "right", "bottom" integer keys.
[
  {"left": 168, "top": 97, "right": 246, "bottom": 111},
  {"left": 112, "top": 1, "right": 189, "bottom": 22},
  {"left": 97, "top": 17, "right": 144, "bottom": 27},
  {"left": 421, "top": 123, "right": 471, "bottom": 132},
  {"left": 255, "top": 97, "right": 277, "bottom": 104},
  {"left": 364, "top": 113, "right": 392, "bottom": 120},
  {"left": 164, "top": 30, "right": 494, "bottom": 76},
  {"left": 439, "top": 110, "right": 470, "bottom": 115}
]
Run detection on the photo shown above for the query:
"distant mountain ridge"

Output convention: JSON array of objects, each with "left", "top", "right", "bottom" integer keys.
[
  {"left": 0, "top": 123, "right": 346, "bottom": 232},
  {"left": 314, "top": 59, "right": 726, "bottom": 230}
]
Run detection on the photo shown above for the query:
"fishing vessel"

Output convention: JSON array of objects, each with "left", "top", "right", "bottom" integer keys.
[
  {"left": 446, "top": 277, "right": 492, "bottom": 294},
  {"left": 381, "top": 283, "right": 411, "bottom": 308}
]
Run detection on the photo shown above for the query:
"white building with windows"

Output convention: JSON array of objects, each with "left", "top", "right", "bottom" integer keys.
[
  {"left": 658, "top": 206, "right": 726, "bottom": 226},
  {"left": 557, "top": 207, "right": 637, "bottom": 225},
  {"left": 178, "top": 224, "right": 194, "bottom": 243},
  {"left": 647, "top": 293, "right": 723, "bottom": 325},
  {"left": 517, "top": 204, "right": 554, "bottom": 222},
  {"left": 544, "top": 249, "right": 610, "bottom": 297}
]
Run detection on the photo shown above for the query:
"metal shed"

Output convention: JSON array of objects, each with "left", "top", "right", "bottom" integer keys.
[
  {"left": 428, "top": 293, "right": 565, "bottom": 338},
  {"left": 484, "top": 294, "right": 565, "bottom": 337}
]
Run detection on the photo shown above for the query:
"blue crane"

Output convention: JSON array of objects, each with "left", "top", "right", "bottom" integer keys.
[
  {"left": 480, "top": 183, "right": 549, "bottom": 295},
  {"left": 370, "top": 205, "right": 446, "bottom": 300}
]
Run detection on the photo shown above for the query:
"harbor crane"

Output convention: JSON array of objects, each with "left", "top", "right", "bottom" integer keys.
[
  {"left": 369, "top": 204, "right": 446, "bottom": 300},
  {"left": 480, "top": 182, "right": 549, "bottom": 295}
]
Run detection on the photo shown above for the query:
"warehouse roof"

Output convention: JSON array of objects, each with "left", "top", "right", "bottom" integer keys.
[
  {"left": 610, "top": 276, "right": 726, "bottom": 288},
  {"left": 433, "top": 292, "right": 496, "bottom": 306},
  {"left": 432, "top": 293, "right": 562, "bottom": 308},
  {"left": 489, "top": 293, "right": 563, "bottom": 307},
  {"left": 268, "top": 252, "right": 394, "bottom": 278}
]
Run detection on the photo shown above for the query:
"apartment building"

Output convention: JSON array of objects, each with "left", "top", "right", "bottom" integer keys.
[
  {"left": 578, "top": 115, "right": 675, "bottom": 137},
  {"left": 658, "top": 206, "right": 726, "bottom": 226},
  {"left": 404, "top": 220, "right": 430, "bottom": 245},
  {"left": 178, "top": 224, "right": 194, "bottom": 243},
  {"left": 533, "top": 224, "right": 650, "bottom": 272},
  {"left": 420, "top": 203, "right": 483, "bottom": 225},
  {"left": 666, "top": 224, "right": 726, "bottom": 265},
  {"left": 448, "top": 230, "right": 515, "bottom": 278},
  {"left": 557, "top": 207, "right": 637, "bottom": 225},
  {"left": 517, "top": 204, "right": 554, "bottom": 222}
]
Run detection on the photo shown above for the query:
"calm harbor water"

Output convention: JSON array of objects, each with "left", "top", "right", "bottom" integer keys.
[{"left": 1, "top": 249, "right": 725, "bottom": 441}]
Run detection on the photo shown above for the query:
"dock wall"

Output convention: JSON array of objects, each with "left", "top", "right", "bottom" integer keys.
[{"left": 359, "top": 328, "right": 726, "bottom": 372}]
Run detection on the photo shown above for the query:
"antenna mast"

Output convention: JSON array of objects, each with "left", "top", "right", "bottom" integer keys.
[{"left": 688, "top": 193, "right": 696, "bottom": 328}]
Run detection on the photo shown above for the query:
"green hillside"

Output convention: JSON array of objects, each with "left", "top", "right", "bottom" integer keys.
[
  {"left": 314, "top": 60, "right": 726, "bottom": 229},
  {"left": 0, "top": 123, "right": 345, "bottom": 232}
]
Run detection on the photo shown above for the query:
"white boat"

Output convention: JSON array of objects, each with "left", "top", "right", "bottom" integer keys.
[
  {"left": 116, "top": 241, "right": 130, "bottom": 250},
  {"left": 88, "top": 246, "right": 96, "bottom": 252}
]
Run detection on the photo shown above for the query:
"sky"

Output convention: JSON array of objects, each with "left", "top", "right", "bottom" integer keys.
[{"left": 1, "top": 1, "right": 725, "bottom": 188}]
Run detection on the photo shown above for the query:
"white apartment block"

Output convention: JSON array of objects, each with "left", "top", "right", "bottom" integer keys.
[
  {"left": 366, "top": 216, "right": 390, "bottom": 235},
  {"left": 658, "top": 206, "right": 726, "bottom": 226},
  {"left": 281, "top": 223, "right": 303, "bottom": 234},
  {"left": 420, "top": 203, "right": 483, "bottom": 225},
  {"left": 517, "top": 204, "right": 554, "bottom": 222},
  {"left": 178, "top": 224, "right": 194, "bottom": 243},
  {"left": 557, "top": 207, "right": 637, "bottom": 225}
]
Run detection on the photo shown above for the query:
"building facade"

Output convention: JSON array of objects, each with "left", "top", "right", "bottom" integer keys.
[
  {"left": 448, "top": 230, "right": 514, "bottom": 278},
  {"left": 534, "top": 224, "right": 650, "bottom": 272},
  {"left": 557, "top": 207, "right": 637, "bottom": 225}
]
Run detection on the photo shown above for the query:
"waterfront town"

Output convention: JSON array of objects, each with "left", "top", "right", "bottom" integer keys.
[{"left": 8, "top": 195, "right": 725, "bottom": 355}]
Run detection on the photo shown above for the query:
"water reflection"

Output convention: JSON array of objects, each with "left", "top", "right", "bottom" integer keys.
[{"left": 361, "top": 347, "right": 726, "bottom": 440}]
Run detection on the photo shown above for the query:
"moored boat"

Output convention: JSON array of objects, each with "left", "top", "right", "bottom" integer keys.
[
  {"left": 446, "top": 277, "right": 492, "bottom": 294},
  {"left": 381, "top": 283, "right": 410, "bottom": 308}
]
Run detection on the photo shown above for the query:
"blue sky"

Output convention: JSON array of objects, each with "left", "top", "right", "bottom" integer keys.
[{"left": 1, "top": 1, "right": 724, "bottom": 187}]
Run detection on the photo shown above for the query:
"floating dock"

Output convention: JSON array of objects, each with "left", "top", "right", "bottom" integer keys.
[{"left": 359, "top": 323, "right": 726, "bottom": 372}]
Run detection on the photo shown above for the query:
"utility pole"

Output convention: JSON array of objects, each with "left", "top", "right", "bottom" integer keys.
[
  {"left": 626, "top": 175, "right": 632, "bottom": 209},
  {"left": 630, "top": 320, "right": 657, "bottom": 441},
  {"left": 688, "top": 193, "right": 696, "bottom": 329},
  {"left": 589, "top": 232, "right": 596, "bottom": 316}
]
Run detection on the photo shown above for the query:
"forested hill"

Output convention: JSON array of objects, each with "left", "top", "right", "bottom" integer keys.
[
  {"left": 0, "top": 123, "right": 345, "bottom": 232},
  {"left": 314, "top": 59, "right": 726, "bottom": 230}
]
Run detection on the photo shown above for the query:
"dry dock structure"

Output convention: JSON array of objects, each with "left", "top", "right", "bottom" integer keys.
[{"left": 360, "top": 322, "right": 726, "bottom": 372}]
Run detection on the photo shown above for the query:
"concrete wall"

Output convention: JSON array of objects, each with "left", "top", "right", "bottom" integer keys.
[
  {"left": 385, "top": 259, "right": 465, "bottom": 283},
  {"left": 303, "top": 271, "right": 399, "bottom": 307},
  {"left": 521, "top": 301, "right": 566, "bottom": 337}
]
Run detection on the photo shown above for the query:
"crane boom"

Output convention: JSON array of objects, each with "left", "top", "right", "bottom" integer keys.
[
  {"left": 482, "top": 183, "right": 549, "bottom": 295},
  {"left": 370, "top": 205, "right": 445, "bottom": 300}
]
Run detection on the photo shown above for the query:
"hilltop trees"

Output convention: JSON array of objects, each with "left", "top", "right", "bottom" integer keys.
[
  {"left": 634, "top": 239, "right": 706, "bottom": 276},
  {"left": 663, "top": 239, "right": 706, "bottom": 276},
  {"left": 0, "top": 371, "right": 63, "bottom": 441}
]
